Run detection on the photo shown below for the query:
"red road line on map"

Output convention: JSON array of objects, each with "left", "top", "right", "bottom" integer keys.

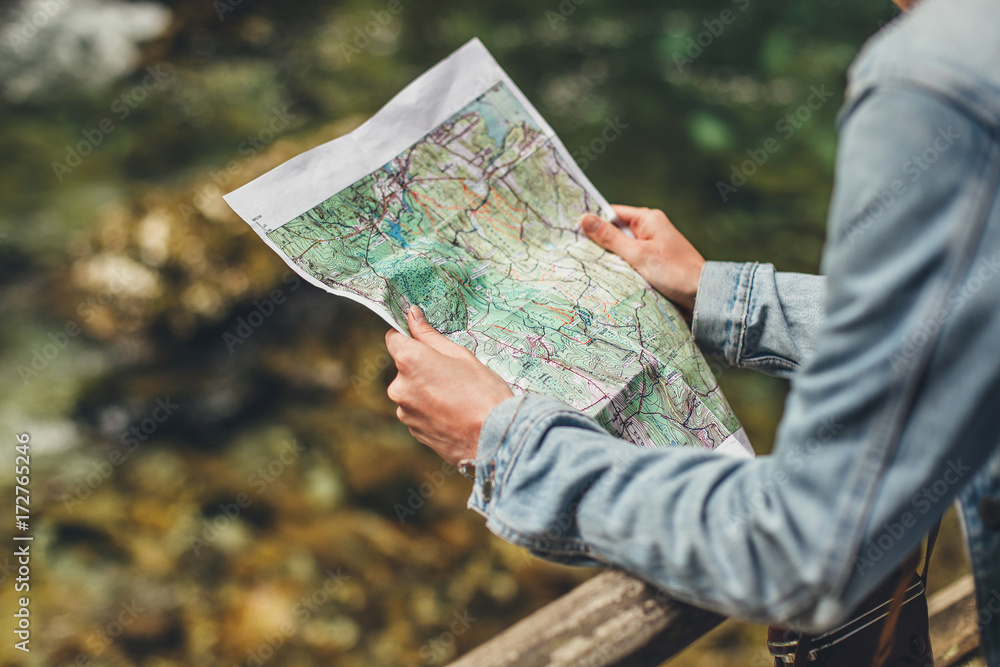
[
  {"left": 294, "top": 202, "right": 394, "bottom": 260},
  {"left": 409, "top": 194, "right": 447, "bottom": 242},
  {"left": 555, "top": 329, "right": 592, "bottom": 345},
  {"left": 411, "top": 188, "right": 466, "bottom": 211},
  {"left": 535, "top": 302, "right": 574, "bottom": 324},
  {"left": 478, "top": 330, "right": 606, "bottom": 399},
  {"left": 492, "top": 188, "right": 527, "bottom": 215}
]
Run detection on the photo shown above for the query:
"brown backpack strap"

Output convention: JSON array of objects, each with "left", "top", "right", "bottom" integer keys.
[
  {"left": 768, "top": 519, "right": 942, "bottom": 666},
  {"left": 871, "top": 519, "right": 942, "bottom": 667},
  {"left": 921, "top": 519, "right": 941, "bottom": 585},
  {"left": 792, "top": 634, "right": 813, "bottom": 666}
]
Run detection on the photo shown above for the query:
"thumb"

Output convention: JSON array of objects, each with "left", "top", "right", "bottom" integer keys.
[
  {"left": 580, "top": 214, "right": 640, "bottom": 264},
  {"left": 407, "top": 306, "right": 467, "bottom": 358}
]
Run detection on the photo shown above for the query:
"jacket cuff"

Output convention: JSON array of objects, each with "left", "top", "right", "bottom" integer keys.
[
  {"left": 466, "top": 393, "right": 605, "bottom": 566},
  {"left": 692, "top": 261, "right": 756, "bottom": 365},
  {"left": 467, "top": 393, "right": 525, "bottom": 512}
]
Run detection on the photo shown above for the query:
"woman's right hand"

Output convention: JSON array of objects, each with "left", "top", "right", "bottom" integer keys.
[{"left": 580, "top": 205, "right": 705, "bottom": 316}]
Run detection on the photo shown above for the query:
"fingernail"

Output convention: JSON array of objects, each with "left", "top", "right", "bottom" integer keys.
[
  {"left": 581, "top": 214, "right": 602, "bottom": 233},
  {"left": 409, "top": 305, "right": 424, "bottom": 321}
]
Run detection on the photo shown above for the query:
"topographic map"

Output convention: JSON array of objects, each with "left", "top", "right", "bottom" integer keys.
[{"left": 226, "top": 39, "right": 751, "bottom": 456}]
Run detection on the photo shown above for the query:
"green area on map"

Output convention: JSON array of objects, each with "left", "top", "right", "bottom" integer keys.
[{"left": 267, "top": 82, "right": 741, "bottom": 449}]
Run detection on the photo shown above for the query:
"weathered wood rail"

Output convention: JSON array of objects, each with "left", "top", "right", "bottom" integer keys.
[
  {"left": 930, "top": 574, "right": 982, "bottom": 667},
  {"left": 448, "top": 569, "right": 724, "bottom": 667},
  {"left": 448, "top": 570, "right": 983, "bottom": 666}
]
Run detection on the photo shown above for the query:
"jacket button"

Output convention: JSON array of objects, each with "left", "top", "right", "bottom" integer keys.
[
  {"left": 979, "top": 497, "right": 1000, "bottom": 529},
  {"left": 481, "top": 476, "right": 495, "bottom": 503}
]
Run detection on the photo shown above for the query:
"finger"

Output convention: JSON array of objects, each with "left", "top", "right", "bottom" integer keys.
[
  {"left": 610, "top": 204, "right": 648, "bottom": 228},
  {"left": 580, "top": 213, "right": 641, "bottom": 265},
  {"left": 407, "top": 306, "right": 468, "bottom": 359},
  {"left": 385, "top": 327, "right": 402, "bottom": 351},
  {"left": 612, "top": 204, "right": 672, "bottom": 240},
  {"left": 611, "top": 204, "right": 650, "bottom": 224},
  {"left": 610, "top": 204, "right": 652, "bottom": 237},
  {"left": 385, "top": 327, "right": 417, "bottom": 360},
  {"left": 387, "top": 376, "right": 404, "bottom": 404}
]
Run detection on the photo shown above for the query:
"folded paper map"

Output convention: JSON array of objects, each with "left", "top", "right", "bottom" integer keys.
[{"left": 224, "top": 38, "right": 752, "bottom": 458}]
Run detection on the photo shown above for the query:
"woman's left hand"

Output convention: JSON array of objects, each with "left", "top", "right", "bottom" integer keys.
[{"left": 385, "top": 306, "right": 514, "bottom": 464}]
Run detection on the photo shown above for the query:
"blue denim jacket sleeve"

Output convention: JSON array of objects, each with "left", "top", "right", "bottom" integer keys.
[
  {"left": 692, "top": 261, "right": 827, "bottom": 379},
  {"left": 466, "top": 0, "right": 1000, "bottom": 639}
]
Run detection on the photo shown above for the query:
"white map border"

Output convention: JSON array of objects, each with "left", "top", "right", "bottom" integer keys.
[
  {"left": 223, "top": 38, "right": 753, "bottom": 459},
  {"left": 224, "top": 38, "right": 616, "bottom": 335}
]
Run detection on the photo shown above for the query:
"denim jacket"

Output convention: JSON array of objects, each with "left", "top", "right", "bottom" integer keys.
[{"left": 466, "top": 0, "right": 1000, "bottom": 662}]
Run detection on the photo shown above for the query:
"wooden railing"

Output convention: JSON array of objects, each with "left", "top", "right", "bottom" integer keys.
[
  {"left": 448, "top": 570, "right": 983, "bottom": 666},
  {"left": 930, "top": 574, "right": 982, "bottom": 667},
  {"left": 448, "top": 570, "right": 723, "bottom": 667}
]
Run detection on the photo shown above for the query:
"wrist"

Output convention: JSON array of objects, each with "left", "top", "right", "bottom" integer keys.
[
  {"left": 670, "top": 257, "right": 704, "bottom": 314},
  {"left": 684, "top": 258, "right": 706, "bottom": 311}
]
